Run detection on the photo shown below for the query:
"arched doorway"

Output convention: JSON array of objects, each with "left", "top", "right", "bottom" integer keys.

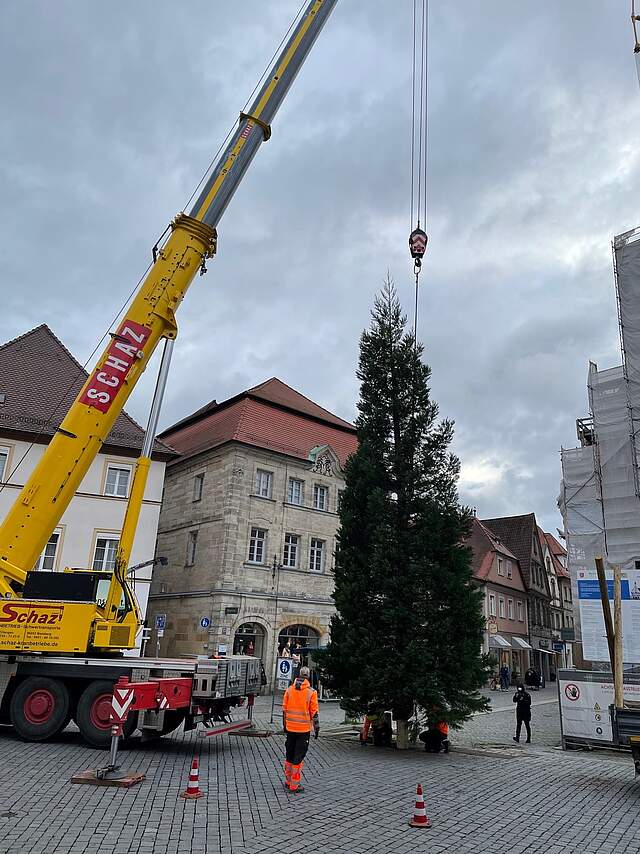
[
  {"left": 278, "top": 625, "right": 321, "bottom": 687},
  {"left": 278, "top": 624, "right": 320, "bottom": 656},
  {"left": 233, "top": 622, "right": 265, "bottom": 659}
]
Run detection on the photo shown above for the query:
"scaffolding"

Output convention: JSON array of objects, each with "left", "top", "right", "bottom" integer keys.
[{"left": 559, "top": 228, "right": 640, "bottom": 665}]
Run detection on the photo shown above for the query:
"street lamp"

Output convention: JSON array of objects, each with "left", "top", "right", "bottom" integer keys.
[{"left": 269, "top": 554, "right": 283, "bottom": 724}]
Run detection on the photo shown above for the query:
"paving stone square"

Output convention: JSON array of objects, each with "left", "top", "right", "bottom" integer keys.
[{"left": 0, "top": 690, "right": 637, "bottom": 854}]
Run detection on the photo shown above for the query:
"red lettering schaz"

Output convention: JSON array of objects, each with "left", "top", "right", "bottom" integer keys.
[
  {"left": 80, "top": 321, "right": 151, "bottom": 414},
  {"left": 0, "top": 602, "right": 64, "bottom": 626}
]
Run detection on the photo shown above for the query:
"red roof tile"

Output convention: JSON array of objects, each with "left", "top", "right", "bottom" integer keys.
[
  {"left": 0, "top": 325, "right": 174, "bottom": 458},
  {"left": 481, "top": 513, "right": 540, "bottom": 588},
  {"left": 467, "top": 517, "right": 520, "bottom": 581},
  {"left": 544, "top": 531, "right": 567, "bottom": 558},
  {"left": 161, "top": 381, "right": 358, "bottom": 467},
  {"left": 541, "top": 530, "right": 570, "bottom": 577}
]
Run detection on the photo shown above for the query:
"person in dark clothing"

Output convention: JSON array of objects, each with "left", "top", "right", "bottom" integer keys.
[
  {"left": 499, "top": 664, "right": 510, "bottom": 691},
  {"left": 524, "top": 667, "right": 540, "bottom": 690},
  {"left": 512, "top": 683, "right": 532, "bottom": 743},
  {"left": 419, "top": 720, "right": 450, "bottom": 753}
]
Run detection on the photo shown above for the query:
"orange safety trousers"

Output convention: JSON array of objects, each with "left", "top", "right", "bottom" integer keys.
[{"left": 284, "top": 732, "right": 310, "bottom": 791}]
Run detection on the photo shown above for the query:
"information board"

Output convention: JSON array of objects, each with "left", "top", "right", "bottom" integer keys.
[
  {"left": 577, "top": 569, "right": 640, "bottom": 663},
  {"left": 559, "top": 670, "right": 640, "bottom": 743}
]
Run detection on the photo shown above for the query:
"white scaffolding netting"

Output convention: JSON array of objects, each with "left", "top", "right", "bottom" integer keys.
[{"left": 559, "top": 229, "right": 640, "bottom": 665}]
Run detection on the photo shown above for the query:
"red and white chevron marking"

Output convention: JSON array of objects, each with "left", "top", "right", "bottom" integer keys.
[{"left": 111, "top": 687, "right": 135, "bottom": 723}]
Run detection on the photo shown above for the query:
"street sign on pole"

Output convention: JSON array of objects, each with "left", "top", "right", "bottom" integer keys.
[
  {"left": 277, "top": 658, "right": 293, "bottom": 687},
  {"left": 155, "top": 614, "right": 166, "bottom": 631},
  {"left": 200, "top": 617, "right": 211, "bottom": 629}
]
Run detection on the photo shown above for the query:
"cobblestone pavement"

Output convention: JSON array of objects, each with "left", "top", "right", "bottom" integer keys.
[
  {"left": 257, "top": 686, "right": 562, "bottom": 748},
  {"left": 0, "top": 691, "right": 637, "bottom": 854}
]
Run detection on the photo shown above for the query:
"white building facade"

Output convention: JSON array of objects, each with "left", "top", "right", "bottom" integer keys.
[{"left": 0, "top": 325, "right": 173, "bottom": 651}]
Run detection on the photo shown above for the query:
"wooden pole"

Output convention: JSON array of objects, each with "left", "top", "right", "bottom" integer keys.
[
  {"left": 594, "top": 556, "right": 616, "bottom": 673},
  {"left": 613, "top": 563, "right": 624, "bottom": 709}
]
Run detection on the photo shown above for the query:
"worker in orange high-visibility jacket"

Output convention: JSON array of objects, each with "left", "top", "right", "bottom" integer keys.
[{"left": 282, "top": 666, "right": 319, "bottom": 793}]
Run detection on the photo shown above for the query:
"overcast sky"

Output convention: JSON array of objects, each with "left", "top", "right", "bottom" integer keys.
[{"left": 1, "top": 1, "right": 638, "bottom": 533}]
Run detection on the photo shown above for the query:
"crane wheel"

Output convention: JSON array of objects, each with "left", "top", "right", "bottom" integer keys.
[
  {"left": 75, "top": 680, "right": 136, "bottom": 749},
  {"left": 9, "top": 676, "right": 71, "bottom": 742}
]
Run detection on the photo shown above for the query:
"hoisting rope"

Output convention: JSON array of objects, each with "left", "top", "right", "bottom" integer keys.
[
  {"left": 632, "top": 1, "right": 640, "bottom": 89},
  {"left": 408, "top": 0, "right": 429, "bottom": 341}
]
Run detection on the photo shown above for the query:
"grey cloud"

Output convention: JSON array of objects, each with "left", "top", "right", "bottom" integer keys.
[{"left": 1, "top": 0, "right": 638, "bottom": 538}]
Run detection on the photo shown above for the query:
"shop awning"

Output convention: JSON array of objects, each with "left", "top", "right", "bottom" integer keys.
[
  {"left": 511, "top": 637, "right": 532, "bottom": 650},
  {"left": 489, "top": 634, "right": 511, "bottom": 649},
  {"left": 537, "top": 648, "right": 557, "bottom": 655}
]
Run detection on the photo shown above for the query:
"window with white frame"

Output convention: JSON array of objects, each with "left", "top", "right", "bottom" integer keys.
[
  {"left": 186, "top": 530, "right": 198, "bottom": 566},
  {"left": 0, "top": 446, "right": 9, "bottom": 482},
  {"left": 506, "top": 561, "right": 513, "bottom": 579},
  {"left": 255, "top": 469, "right": 273, "bottom": 499},
  {"left": 309, "top": 538, "right": 325, "bottom": 572},
  {"left": 517, "top": 600, "right": 524, "bottom": 622},
  {"left": 193, "top": 473, "right": 205, "bottom": 502},
  {"left": 489, "top": 594, "right": 497, "bottom": 617},
  {"left": 313, "top": 484, "right": 328, "bottom": 511},
  {"left": 498, "top": 597, "right": 505, "bottom": 618},
  {"left": 248, "top": 527, "right": 267, "bottom": 564},
  {"left": 93, "top": 534, "right": 120, "bottom": 572},
  {"left": 34, "top": 529, "right": 62, "bottom": 571},
  {"left": 104, "top": 464, "right": 131, "bottom": 498},
  {"left": 508, "top": 598, "right": 514, "bottom": 620},
  {"left": 497, "top": 557, "right": 504, "bottom": 576},
  {"left": 563, "top": 586, "right": 572, "bottom": 603},
  {"left": 283, "top": 533, "right": 299, "bottom": 568},
  {"left": 287, "top": 478, "right": 304, "bottom": 506}
]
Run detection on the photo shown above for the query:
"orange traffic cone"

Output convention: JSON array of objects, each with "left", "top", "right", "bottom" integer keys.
[
  {"left": 408, "top": 783, "right": 431, "bottom": 828},
  {"left": 180, "top": 757, "right": 204, "bottom": 800}
]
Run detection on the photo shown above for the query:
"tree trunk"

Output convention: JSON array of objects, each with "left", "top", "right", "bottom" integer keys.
[{"left": 396, "top": 718, "right": 409, "bottom": 750}]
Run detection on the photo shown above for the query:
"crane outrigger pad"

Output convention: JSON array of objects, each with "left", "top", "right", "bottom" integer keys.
[{"left": 70, "top": 769, "right": 145, "bottom": 788}]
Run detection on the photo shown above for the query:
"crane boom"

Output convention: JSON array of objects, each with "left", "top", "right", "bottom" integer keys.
[{"left": 0, "top": 0, "right": 337, "bottom": 654}]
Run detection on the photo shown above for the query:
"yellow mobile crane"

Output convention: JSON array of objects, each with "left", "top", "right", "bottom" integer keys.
[{"left": 0, "top": 0, "right": 337, "bottom": 746}]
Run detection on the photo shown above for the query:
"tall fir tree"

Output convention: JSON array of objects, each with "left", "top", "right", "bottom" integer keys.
[{"left": 317, "top": 278, "right": 490, "bottom": 732}]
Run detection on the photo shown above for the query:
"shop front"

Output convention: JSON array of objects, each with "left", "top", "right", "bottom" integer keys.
[{"left": 489, "top": 633, "right": 532, "bottom": 684}]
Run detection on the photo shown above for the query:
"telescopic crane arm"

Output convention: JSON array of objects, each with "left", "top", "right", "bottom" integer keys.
[{"left": 0, "top": 0, "right": 337, "bottom": 653}]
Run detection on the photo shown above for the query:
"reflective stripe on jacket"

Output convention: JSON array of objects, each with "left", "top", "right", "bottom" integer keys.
[{"left": 283, "top": 678, "right": 319, "bottom": 733}]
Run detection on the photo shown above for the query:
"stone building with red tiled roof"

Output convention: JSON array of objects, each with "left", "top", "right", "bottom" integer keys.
[
  {"left": 0, "top": 325, "right": 174, "bottom": 651},
  {"left": 148, "top": 379, "right": 358, "bottom": 684},
  {"left": 467, "top": 517, "right": 531, "bottom": 683}
]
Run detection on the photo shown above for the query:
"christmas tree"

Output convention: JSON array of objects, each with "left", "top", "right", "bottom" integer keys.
[{"left": 317, "top": 278, "right": 490, "bottom": 743}]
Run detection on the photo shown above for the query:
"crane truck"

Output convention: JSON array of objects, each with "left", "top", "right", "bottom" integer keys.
[{"left": 0, "top": 0, "right": 337, "bottom": 748}]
